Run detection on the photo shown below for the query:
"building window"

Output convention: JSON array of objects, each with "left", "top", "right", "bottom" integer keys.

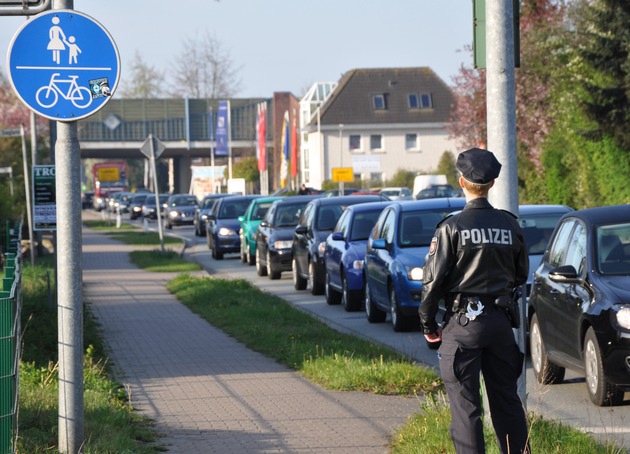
[
  {"left": 370, "top": 134, "right": 383, "bottom": 151},
  {"left": 408, "top": 93, "right": 432, "bottom": 109},
  {"left": 372, "top": 94, "right": 386, "bottom": 110},
  {"left": 408, "top": 94, "right": 419, "bottom": 109},
  {"left": 405, "top": 133, "right": 419, "bottom": 151},
  {"left": 349, "top": 134, "right": 361, "bottom": 151},
  {"left": 420, "top": 93, "right": 432, "bottom": 108}
]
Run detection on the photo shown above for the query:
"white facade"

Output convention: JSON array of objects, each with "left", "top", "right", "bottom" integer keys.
[{"left": 304, "top": 122, "right": 459, "bottom": 189}]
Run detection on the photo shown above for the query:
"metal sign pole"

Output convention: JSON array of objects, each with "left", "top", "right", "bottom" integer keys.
[
  {"left": 20, "top": 125, "right": 35, "bottom": 267},
  {"left": 149, "top": 135, "right": 165, "bottom": 254}
]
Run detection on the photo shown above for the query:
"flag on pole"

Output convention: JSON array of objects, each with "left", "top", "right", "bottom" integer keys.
[
  {"left": 215, "top": 100, "right": 229, "bottom": 157},
  {"left": 280, "top": 111, "right": 289, "bottom": 188},
  {"left": 290, "top": 110, "right": 298, "bottom": 179},
  {"left": 256, "top": 102, "right": 267, "bottom": 172}
]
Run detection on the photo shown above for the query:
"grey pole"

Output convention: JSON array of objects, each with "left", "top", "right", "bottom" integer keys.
[
  {"left": 485, "top": 0, "right": 526, "bottom": 407},
  {"left": 20, "top": 124, "right": 35, "bottom": 267},
  {"left": 486, "top": 0, "right": 518, "bottom": 216},
  {"left": 53, "top": 1, "right": 85, "bottom": 452}
]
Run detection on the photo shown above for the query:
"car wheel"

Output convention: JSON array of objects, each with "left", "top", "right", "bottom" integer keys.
[
  {"left": 256, "top": 248, "right": 268, "bottom": 276},
  {"left": 529, "top": 313, "right": 565, "bottom": 385},
  {"left": 584, "top": 327, "right": 624, "bottom": 406},
  {"left": 342, "top": 271, "right": 362, "bottom": 312},
  {"left": 213, "top": 246, "right": 223, "bottom": 260},
  {"left": 365, "top": 280, "right": 386, "bottom": 323},
  {"left": 247, "top": 245, "right": 256, "bottom": 266},
  {"left": 325, "top": 272, "right": 341, "bottom": 305},
  {"left": 293, "top": 258, "right": 307, "bottom": 290},
  {"left": 268, "top": 251, "right": 281, "bottom": 280},
  {"left": 309, "top": 261, "right": 324, "bottom": 295},
  {"left": 390, "top": 286, "right": 412, "bottom": 332}
]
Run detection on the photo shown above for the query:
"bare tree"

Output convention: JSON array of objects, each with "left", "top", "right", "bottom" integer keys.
[
  {"left": 119, "top": 50, "right": 167, "bottom": 98},
  {"left": 169, "top": 31, "right": 242, "bottom": 99}
]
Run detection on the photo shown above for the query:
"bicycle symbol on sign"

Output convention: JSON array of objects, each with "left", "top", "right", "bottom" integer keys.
[{"left": 35, "top": 73, "right": 93, "bottom": 109}]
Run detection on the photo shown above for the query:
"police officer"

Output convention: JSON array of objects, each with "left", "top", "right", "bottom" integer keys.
[{"left": 419, "top": 148, "right": 530, "bottom": 454}]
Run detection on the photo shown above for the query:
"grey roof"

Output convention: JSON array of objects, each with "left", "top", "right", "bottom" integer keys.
[{"left": 314, "top": 67, "right": 454, "bottom": 126}]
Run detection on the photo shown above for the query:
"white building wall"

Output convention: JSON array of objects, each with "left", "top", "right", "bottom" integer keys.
[{"left": 305, "top": 124, "right": 459, "bottom": 189}]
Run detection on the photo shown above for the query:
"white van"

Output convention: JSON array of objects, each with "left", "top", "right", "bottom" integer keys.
[{"left": 412, "top": 174, "right": 448, "bottom": 198}]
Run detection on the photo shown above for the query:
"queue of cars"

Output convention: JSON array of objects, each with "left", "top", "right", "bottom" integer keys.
[{"left": 111, "top": 188, "right": 629, "bottom": 407}]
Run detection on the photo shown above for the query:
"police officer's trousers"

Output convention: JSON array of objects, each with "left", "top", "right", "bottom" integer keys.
[{"left": 437, "top": 305, "right": 530, "bottom": 454}]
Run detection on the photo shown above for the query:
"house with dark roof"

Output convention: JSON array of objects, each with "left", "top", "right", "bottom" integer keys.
[{"left": 299, "top": 67, "right": 459, "bottom": 189}]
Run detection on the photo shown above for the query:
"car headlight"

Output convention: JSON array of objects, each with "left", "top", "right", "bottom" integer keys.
[
  {"left": 201, "top": 214, "right": 208, "bottom": 221},
  {"left": 352, "top": 260, "right": 363, "bottom": 270},
  {"left": 273, "top": 240, "right": 293, "bottom": 249},
  {"left": 612, "top": 304, "right": 630, "bottom": 330},
  {"left": 407, "top": 266, "right": 424, "bottom": 281},
  {"left": 218, "top": 227, "right": 236, "bottom": 236},
  {"left": 318, "top": 241, "right": 326, "bottom": 255},
  {"left": 169, "top": 211, "right": 180, "bottom": 219}
]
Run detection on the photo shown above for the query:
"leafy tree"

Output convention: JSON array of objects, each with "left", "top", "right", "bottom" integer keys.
[
  {"left": 436, "top": 151, "right": 458, "bottom": 187},
  {"left": 386, "top": 169, "right": 415, "bottom": 188},
  {"left": 170, "top": 32, "right": 242, "bottom": 99},
  {"left": 233, "top": 156, "right": 259, "bottom": 183},
  {"left": 0, "top": 69, "right": 31, "bottom": 128},
  {"left": 119, "top": 50, "right": 166, "bottom": 98},
  {"left": 573, "top": 0, "right": 630, "bottom": 150}
]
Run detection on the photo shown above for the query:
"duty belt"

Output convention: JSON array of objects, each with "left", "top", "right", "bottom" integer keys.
[{"left": 451, "top": 294, "right": 495, "bottom": 326}]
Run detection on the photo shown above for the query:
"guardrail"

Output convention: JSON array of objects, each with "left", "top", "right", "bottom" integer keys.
[{"left": 0, "top": 221, "right": 22, "bottom": 454}]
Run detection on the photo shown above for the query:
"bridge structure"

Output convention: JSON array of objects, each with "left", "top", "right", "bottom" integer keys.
[{"left": 74, "top": 97, "right": 276, "bottom": 194}]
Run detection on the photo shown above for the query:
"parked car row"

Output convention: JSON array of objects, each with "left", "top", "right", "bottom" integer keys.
[{"left": 165, "top": 190, "right": 628, "bottom": 408}]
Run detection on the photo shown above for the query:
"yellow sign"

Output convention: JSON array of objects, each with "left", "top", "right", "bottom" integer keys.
[
  {"left": 97, "top": 167, "right": 120, "bottom": 182},
  {"left": 332, "top": 167, "right": 354, "bottom": 183}
]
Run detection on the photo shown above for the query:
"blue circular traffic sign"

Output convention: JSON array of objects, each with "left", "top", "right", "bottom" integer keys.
[{"left": 6, "top": 10, "right": 120, "bottom": 121}]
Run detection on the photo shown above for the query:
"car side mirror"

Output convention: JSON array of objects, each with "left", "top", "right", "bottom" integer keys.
[
  {"left": 331, "top": 231, "right": 344, "bottom": 241},
  {"left": 207, "top": 214, "right": 216, "bottom": 221},
  {"left": 260, "top": 220, "right": 269, "bottom": 228},
  {"left": 372, "top": 238, "right": 386, "bottom": 250},
  {"left": 549, "top": 265, "right": 581, "bottom": 284},
  {"left": 295, "top": 225, "right": 307, "bottom": 235}
]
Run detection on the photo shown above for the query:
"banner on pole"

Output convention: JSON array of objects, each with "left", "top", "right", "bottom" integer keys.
[{"left": 32, "top": 164, "right": 56, "bottom": 230}]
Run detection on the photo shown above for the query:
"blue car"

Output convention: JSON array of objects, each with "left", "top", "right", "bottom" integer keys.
[
  {"left": 206, "top": 195, "right": 262, "bottom": 260},
  {"left": 364, "top": 197, "right": 466, "bottom": 332},
  {"left": 323, "top": 201, "right": 392, "bottom": 311}
]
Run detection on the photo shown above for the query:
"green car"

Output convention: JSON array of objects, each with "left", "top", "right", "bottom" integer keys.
[{"left": 239, "top": 197, "right": 280, "bottom": 265}]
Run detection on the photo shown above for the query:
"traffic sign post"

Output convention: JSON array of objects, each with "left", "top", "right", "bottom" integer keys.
[
  {"left": 6, "top": 9, "right": 120, "bottom": 121},
  {"left": 141, "top": 135, "right": 166, "bottom": 254}
]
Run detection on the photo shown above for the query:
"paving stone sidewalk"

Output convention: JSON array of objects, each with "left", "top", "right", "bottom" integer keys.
[{"left": 81, "top": 228, "right": 422, "bottom": 453}]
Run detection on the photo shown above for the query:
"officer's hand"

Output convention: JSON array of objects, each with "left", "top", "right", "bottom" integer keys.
[{"left": 424, "top": 328, "right": 442, "bottom": 344}]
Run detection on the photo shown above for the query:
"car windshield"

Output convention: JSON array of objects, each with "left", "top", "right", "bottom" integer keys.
[
  {"left": 398, "top": 210, "right": 450, "bottom": 247},
  {"left": 597, "top": 223, "right": 630, "bottom": 275},
  {"left": 519, "top": 214, "right": 567, "bottom": 255},
  {"left": 349, "top": 210, "right": 383, "bottom": 241},
  {"left": 251, "top": 202, "right": 273, "bottom": 220},
  {"left": 274, "top": 204, "right": 304, "bottom": 227},
  {"left": 219, "top": 200, "right": 251, "bottom": 219},
  {"left": 316, "top": 205, "right": 344, "bottom": 231},
  {"left": 202, "top": 198, "right": 218, "bottom": 209},
  {"left": 172, "top": 196, "right": 198, "bottom": 207}
]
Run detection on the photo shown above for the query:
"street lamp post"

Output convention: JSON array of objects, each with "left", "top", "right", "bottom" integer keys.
[{"left": 338, "top": 124, "right": 344, "bottom": 196}]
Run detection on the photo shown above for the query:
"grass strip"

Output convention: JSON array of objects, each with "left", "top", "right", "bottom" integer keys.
[
  {"left": 167, "top": 273, "right": 441, "bottom": 396},
  {"left": 391, "top": 394, "right": 624, "bottom": 453},
  {"left": 83, "top": 220, "right": 181, "bottom": 245},
  {"left": 129, "top": 249, "right": 201, "bottom": 272}
]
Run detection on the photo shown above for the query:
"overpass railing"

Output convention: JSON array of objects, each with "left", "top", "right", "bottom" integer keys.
[{"left": 1, "top": 220, "right": 22, "bottom": 454}]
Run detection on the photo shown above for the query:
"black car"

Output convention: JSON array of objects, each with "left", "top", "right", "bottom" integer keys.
[
  {"left": 142, "top": 194, "right": 169, "bottom": 220},
  {"left": 255, "top": 195, "right": 320, "bottom": 279},
  {"left": 128, "top": 193, "right": 148, "bottom": 220},
  {"left": 206, "top": 195, "right": 262, "bottom": 260},
  {"left": 292, "top": 195, "right": 383, "bottom": 295},
  {"left": 194, "top": 193, "right": 233, "bottom": 236},
  {"left": 528, "top": 204, "right": 630, "bottom": 406},
  {"left": 164, "top": 194, "right": 199, "bottom": 229}
]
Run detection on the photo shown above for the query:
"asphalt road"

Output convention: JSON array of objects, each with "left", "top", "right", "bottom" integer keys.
[{"left": 115, "top": 212, "right": 630, "bottom": 452}]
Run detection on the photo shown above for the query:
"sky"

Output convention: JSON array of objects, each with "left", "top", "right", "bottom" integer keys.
[{"left": 1, "top": 0, "right": 474, "bottom": 99}]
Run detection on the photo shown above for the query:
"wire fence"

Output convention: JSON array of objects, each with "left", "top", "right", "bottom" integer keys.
[{"left": 0, "top": 220, "right": 22, "bottom": 454}]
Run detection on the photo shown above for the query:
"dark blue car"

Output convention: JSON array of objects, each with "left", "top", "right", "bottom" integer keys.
[
  {"left": 364, "top": 197, "right": 466, "bottom": 332},
  {"left": 323, "top": 201, "right": 392, "bottom": 311},
  {"left": 206, "top": 195, "right": 262, "bottom": 260}
]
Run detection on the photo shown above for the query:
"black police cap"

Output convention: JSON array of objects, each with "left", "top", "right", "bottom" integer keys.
[{"left": 456, "top": 148, "right": 502, "bottom": 184}]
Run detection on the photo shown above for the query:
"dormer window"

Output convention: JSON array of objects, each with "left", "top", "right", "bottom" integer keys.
[
  {"left": 372, "top": 94, "right": 386, "bottom": 110},
  {"left": 408, "top": 93, "right": 433, "bottom": 109}
]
